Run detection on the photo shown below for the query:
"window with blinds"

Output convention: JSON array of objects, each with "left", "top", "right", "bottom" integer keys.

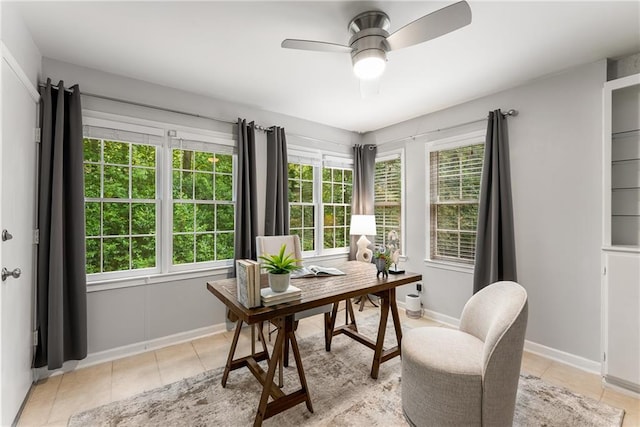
[
  {"left": 374, "top": 157, "right": 402, "bottom": 250},
  {"left": 429, "top": 143, "right": 484, "bottom": 263}
]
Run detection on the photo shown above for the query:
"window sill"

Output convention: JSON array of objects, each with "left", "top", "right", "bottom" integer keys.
[
  {"left": 304, "top": 252, "right": 349, "bottom": 263},
  {"left": 423, "top": 259, "right": 474, "bottom": 274},
  {"left": 86, "top": 265, "right": 233, "bottom": 292}
]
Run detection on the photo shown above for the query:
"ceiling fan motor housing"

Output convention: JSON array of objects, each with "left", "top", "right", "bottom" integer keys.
[{"left": 348, "top": 11, "right": 391, "bottom": 68}]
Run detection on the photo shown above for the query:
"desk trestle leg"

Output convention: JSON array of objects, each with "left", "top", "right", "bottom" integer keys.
[
  {"left": 253, "top": 315, "right": 313, "bottom": 426},
  {"left": 222, "top": 319, "right": 243, "bottom": 388},
  {"left": 326, "top": 299, "right": 358, "bottom": 351}
]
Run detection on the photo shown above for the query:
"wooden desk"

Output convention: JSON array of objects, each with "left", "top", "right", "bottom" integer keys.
[{"left": 206, "top": 261, "right": 421, "bottom": 426}]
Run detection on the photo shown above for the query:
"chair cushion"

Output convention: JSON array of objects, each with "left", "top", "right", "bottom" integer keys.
[{"left": 402, "top": 327, "right": 484, "bottom": 427}]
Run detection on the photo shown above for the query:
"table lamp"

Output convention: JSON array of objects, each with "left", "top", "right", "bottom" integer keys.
[{"left": 349, "top": 215, "right": 377, "bottom": 262}]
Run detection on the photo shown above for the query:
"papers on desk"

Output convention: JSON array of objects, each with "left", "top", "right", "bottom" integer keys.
[
  {"left": 261, "top": 285, "right": 302, "bottom": 307},
  {"left": 291, "top": 265, "right": 345, "bottom": 279}
]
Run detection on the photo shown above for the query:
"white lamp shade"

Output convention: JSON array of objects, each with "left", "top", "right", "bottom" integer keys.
[{"left": 349, "top": 215, "right": 377, "bottom": 236}]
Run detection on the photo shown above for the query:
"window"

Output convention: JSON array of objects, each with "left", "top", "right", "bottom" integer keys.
[
  {"left": 83, "top": 131, "right": 160, "bottom": 275},
  {"left": 287, "top": 150, "right": 352, "bottom": 255},
  {"left": 322, "top": 166, "right": 352, "bottom": 250},
  {"left": 429, "top": 143, "right": 484, "bottom": 263},
  {"left": 171, "top": 147, "right": 234, "bottom": 265},
  {"left": 374, "top": 156, "right": 402, "bottom": 250},
  {"left": 82, "top": 122, "right": 235, "bottom": 281},
  {"left": 288, "top": 161, "right": 315, "bottom": 251}
]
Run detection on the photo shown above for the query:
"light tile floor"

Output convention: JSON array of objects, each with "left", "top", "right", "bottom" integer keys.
[{"left": 17, "top": 304, "right": 640, "bottom": 426}]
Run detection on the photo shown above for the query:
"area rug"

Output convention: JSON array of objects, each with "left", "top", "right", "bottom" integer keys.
[{"left": 69, "top": 317, "right": 624, "bottom": 427}]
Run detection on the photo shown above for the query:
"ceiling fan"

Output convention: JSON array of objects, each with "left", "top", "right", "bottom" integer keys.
[{"left": 281, "top": 1, "right": 472, "bottom": 81}]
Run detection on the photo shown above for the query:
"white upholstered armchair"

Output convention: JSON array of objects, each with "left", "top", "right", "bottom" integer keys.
[{"left": 401, "top": 281, "right": 528, "bottom": 426}]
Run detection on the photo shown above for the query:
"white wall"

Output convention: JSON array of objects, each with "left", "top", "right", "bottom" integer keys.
[
  {"left": 1, "top": 4, "right": 42, "bottom": 85},
  {"left": 41, "top": 58, "right": 359, "bottom": 363},
  {"left": 365, "top": 60, "right": 607, "bottom": 364}
]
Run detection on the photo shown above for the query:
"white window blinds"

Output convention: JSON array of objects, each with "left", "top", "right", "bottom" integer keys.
[
  {"left": 374, "top": 155, "right": 402, "bottom": 249},
  {"left": 429, "top": 143, "right": 484, "bottom": 262}
]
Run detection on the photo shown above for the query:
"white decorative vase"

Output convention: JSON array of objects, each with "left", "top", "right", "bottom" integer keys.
[{"left": 268, "top": 272, "right": 290, "bottom": 293}]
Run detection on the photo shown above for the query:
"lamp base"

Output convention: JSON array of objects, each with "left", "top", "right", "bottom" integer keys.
[
  {"left": 355, "top": 235, "right": 373, "bottom": 263},
  {"left": 388, "top": 267, "right": 405, "bottom": 275}
]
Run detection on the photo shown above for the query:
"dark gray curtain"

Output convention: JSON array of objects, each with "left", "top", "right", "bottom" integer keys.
[
  {"left": 264, "top": 126, "right": 289, "bottom": 236},
  {"left": 234, "top": 119, "right": 258, "bottom": 262},
  {"left": 349, "top": 144, "right": 377, "bottom": 260},
  {"left": 35, "top": 79, "right": 87, "bottom": 369},
  {"left": 473, "top": 110, "right": 517, "bottom": 293}
]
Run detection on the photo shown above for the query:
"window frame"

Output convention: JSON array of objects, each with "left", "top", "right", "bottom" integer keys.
[
  {"left": 320, "top": 157, "right": 353, "bottom": 255},
  {"left": 374, "top": 150, "right": 405, "bottom": 256},
  {"left": 287, "top": 148, "right": 353, "bottom": 257},
  {"left": 425, "top": 130, "right": 485, "bottom": 269},
  {"left": 167, "top": 136, "right": 237, "bottom": 273},
  {"left": 83, "top": 120, "right": 165, "bottom": 282},
  {"left": 82, "top": 113, "right": 236, "bottom": 286},
  {"left": 287, "top": 156, "right": 319, "bottom": 257}
]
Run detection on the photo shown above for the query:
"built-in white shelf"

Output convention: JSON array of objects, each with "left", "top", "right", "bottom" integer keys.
[{"left": 601, "top": 73, "right": 640, "bottom": 395}]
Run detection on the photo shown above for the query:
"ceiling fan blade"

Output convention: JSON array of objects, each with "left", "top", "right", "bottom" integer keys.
[
  {"left": 281, "top": 39, "right": 353, "bottom": 53},
  {"left": 386, "top": 0, "right": 472, "bottom": 51}
]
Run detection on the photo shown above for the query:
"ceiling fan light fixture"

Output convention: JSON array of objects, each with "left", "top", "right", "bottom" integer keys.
[{"left": 352, "top": 49, "right": 386, "bottom": 80}]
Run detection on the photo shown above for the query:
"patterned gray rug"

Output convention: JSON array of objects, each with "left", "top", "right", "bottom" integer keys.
[{"left": 69, "top": 318, "right": 624, "bottom": 427}]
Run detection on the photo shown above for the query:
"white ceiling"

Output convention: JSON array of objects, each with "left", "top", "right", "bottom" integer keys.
[{"left": 13, "top": 1, "right": 640, "bottom": 133}]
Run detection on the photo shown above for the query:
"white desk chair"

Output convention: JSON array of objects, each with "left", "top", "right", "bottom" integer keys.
[{"left": 256, "top": 235, "right": 334, "bottom": 364}]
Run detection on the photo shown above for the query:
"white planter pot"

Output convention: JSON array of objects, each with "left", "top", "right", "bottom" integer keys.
[{"left": 268, "top": 272, "right": 290, "bottom": 293}]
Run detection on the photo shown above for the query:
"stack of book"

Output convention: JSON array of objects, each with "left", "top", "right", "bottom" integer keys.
[
  {"left": 236, "top": 259, "right": 261, "bottom": 308},
  {"left": 261, "top": 285, "right": 302, "bottom": 307}
]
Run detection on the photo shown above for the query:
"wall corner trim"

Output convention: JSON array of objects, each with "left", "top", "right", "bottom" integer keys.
[{"left": 1, "top": 41, "right": 40, "bottom": 102}]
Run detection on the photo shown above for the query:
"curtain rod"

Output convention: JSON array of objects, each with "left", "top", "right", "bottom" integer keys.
[
  {"left": 383, "top": 109, "right": 518, "bottom": 145},
  {"left": 39, "top": 82, "right": 355, "bottom": 149},
  {"left": 38, "top": 82, "right": 275, "bottom": 132}
]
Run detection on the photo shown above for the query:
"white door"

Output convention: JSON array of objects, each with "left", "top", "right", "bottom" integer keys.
[{"left": 0, "top": 59, "right": 37, "bottom": 425}]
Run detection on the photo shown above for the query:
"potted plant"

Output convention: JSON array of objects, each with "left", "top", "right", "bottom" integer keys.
[
  {"left": 258, "top": 244, "right": 302, "bottom": 292},
  {"left": 373, "top": 246, "right": 392, "bottom": 279}
]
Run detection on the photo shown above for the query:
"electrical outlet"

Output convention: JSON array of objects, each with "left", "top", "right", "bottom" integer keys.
[{"left": 416, "top": 283, "right": 422, "bottom": 292}]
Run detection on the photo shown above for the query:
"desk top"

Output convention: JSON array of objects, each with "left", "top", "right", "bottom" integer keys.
[{"left": 207, "top": 260, "right": 422, "bottom": 324}]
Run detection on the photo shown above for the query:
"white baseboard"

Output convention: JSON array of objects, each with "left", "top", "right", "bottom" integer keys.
[
  {"left": 35, "top": 308, "right": 602, "bottom": 380},
  {"left": 422, "top": 308, "right": 460, "bottom": 328},
  {"left": 415, "top": 308, "right": 600, "bottom": 375},
  {"left": 523, "top": 340, "right": 601, "bottom": 374},
  {"left": 602, "top": 379, "right": 640, "bottom": 399},
  {"left": 35, "top": 323, "right": 227, "bottom": 380}
]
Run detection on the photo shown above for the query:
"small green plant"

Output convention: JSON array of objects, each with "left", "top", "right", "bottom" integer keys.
[
  {"left": 258, "top": 244, "right": 302, "bottom": 274},
  {"left": 373, "top": 247, "right": 393, "bottom": 270}
]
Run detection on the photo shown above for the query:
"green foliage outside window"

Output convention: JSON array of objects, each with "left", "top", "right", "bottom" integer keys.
[
  {"left": 83, "top": 138, "right": 157, "bottom": 274},
  {"left": 288, "top": 162, "right": 315, "bottom": 251},
  {"left": 83, "top": 137, "right": 236, "bottom": 277},
  {"left": 172, "top": 149, "right": 234, "bottom": 265},
  {"left": 322, "top": 167, "right": 352, "bottom": 249}
]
